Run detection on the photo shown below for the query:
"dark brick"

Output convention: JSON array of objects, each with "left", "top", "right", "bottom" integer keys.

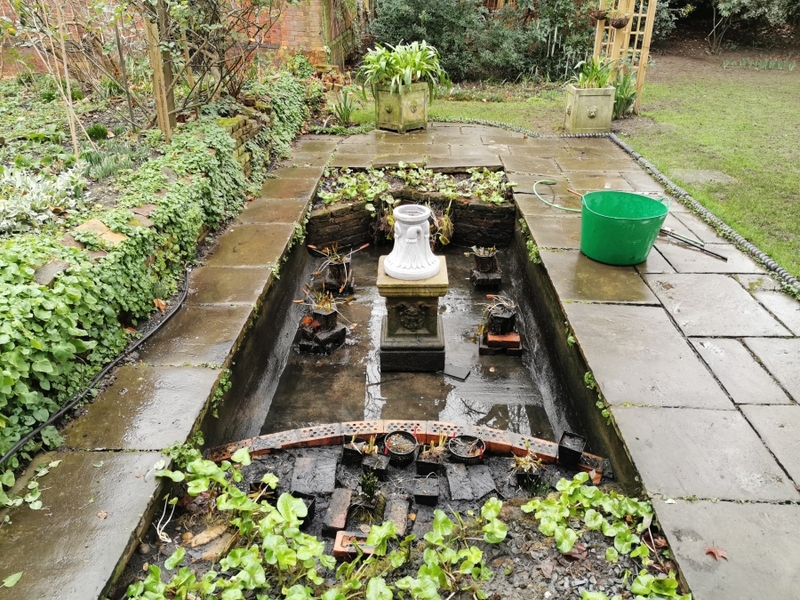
[
  {"left": 291, "top": 455, "right": 337, "bottom": 496},
  {"left": 445, "top": 463, "right": 473, "bottom": 501},
  {"left": 322, "top": 488, "right": 352, "bottom": 537}
]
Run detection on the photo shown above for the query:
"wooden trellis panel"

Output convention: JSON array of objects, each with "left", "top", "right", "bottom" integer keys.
[{"left": 593, "top": 0, "right": 658, "bottom": 113}]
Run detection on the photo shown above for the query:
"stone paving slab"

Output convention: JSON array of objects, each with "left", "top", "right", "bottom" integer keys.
[
  {"left": 634, "top": 247, "right": 676, "bottom": 275},
  {"left": 620, "top": 170, "right": 667, "bottom": 193},
  {"left": 525, "top": 215, "right": 582, "bottom": 249},
  {"left": 506, "top": 141, "right": 572, "bottom": 160},
  {"left": 563, "top": 172, "right": 636, "bottom": 192},
  {"left": 259, "top": 177, "right": 318, "bottom": 201},
  {"left": 565, "top": 303, "right": 733, "bottom": 409},
  {"left": 293, "top": 138, "right": 339, "bottom": 153},
  {"left": 653, "top": 499, "right": 800, "bottom": 600},
  {"left": 539, "top": 250, "right": 659, "bottom": 304},
  {"left": 329, "top": 152, "right": 375, "bottom": 168},
  {"left": 453, "top": 144, "right": 511, "bottom": 157},
  {"left": 691, "top": 339, "right": 790, "bottom": 405},
  {"left": 744, "top": 338, "right": 800, "bottom": 401},
  {"left": 613, "top": 407, "right": 799, "bottom": 501},
  {"left": 63, "top": 364, "right": 221, "bottom": 450},
  {"left": 671, "top": 212, "right": 728, "bottom": 244},
  {"left": 508, "top": 174, "right": 573, "bottom": 196},
  {"left": 653, "top": 240, "right": 764, "bottom": 274},
  {"left": 646, "top": 274, "right": 790, "bottom": 337},
  {"left": 424, "top": 155, "right": 504, "bottom": 171},
  {"left": 751, "top": 288, "right": 800, "bottom": 335},
  {"left": 186, "top": 265, "right": 273, "bottom": 305},
  {"left": 514, "top": 193, "right": 582, "bottom": 218},
  {"left": 556, "top": 157, "right": 640, "bottom": 172},
  {"left": 740, "top": 405, "right": 800, "bottom": 484},
  {"left": 204, "top": 223, "right": 296, "bottom": 268},
  {"left": 138, "top": 304, "right": 253, "bottom": 366},
  {"left": 270, "top": 166, "right": 325, "bottom": 180},
  {"left": 0, "top": 450, "right": 167, "bottom": 600},
  {"left": 287, "top": 151, "right": 335, "bottom": 167},
  {"left": 238, "top": 198, "right": 309, "bottom": 225},
  {"left": 500, "top": 155, "right": 560, "bottom": 173}
]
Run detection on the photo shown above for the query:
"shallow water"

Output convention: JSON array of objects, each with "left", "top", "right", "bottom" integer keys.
[{"left": 258, "top": 246, "right": 575, "bottom": 441}]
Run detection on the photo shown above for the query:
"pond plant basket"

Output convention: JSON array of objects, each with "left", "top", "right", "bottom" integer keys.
[
  {"left": 558, "top": 431, "right": 587, "bottom": 467},
  {"left": 384, "top": 430, "right": 419, "bottom": 466},
  {"left": 448, "top": 435, "right": 486, "bottom": 465}
]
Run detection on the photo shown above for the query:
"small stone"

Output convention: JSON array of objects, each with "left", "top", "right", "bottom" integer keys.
[{"left": 138, "top": 543, "right": 151, "bottom": 555}]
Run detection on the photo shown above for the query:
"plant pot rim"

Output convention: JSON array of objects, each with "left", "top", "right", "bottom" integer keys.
[
  {"left": 385, "top": 430, "right": 419, "bottom": 456},
  {"left": 566, "top": 83, "right": 616, "bottom": 92},
  {"left": 448, "top": 435, "right": 486, "bottom": 459}
]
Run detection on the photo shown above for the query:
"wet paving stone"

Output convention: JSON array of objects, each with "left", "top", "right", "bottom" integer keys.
[
  {"left": 562, "top": 172, "right": 636, "bottom": 192},
  {"left": 270, "top": 166, "right": 325, "bottom": 180},
  {"left": 556, "top": 157, "right": 639, "bottom": 172},
  {"left": 540, "top": 250, "right": 658, "bottom": 304},
  {"left": 500, "top": 155, "right": 560, "bottom": 173},
  {"left": 691, "top": 339, "right": 790, "bottom": 405},
  {"left": 634, "top": 247, "right": 676, "bottom": 275},
  {"left": 204, "top": 223, "right": 295, "bottom": 268},
  {"left": 613, "top": 407, "right": 799, "bottom": 501},
  {"left": 670, "top": 212, "right": 728, "bottom": 244},
  {"left": 620, "top": 170, "right": 667, "bottom": 193},
  {"left": 751, "top": 289, "right": 800, "bottom": 335},
  {"left": 238, "top": 198, "right": 310, "bottom": 225},
  {"left": 445, "top": 463, "right": 474, "bottom": 501},
  {"left": 514, "top": 193, "right": 582, "bottom": 218},
  {"left": 291, "top": 451, "right": 339, "bottom": 496},
  {"left": 564, "top": 304, "right": 732, "bottom": 409},
  {"left": 0, "top": 450, "right": 167, "bottom": 600},
  {"left": 328, "top": 152, "right": 375, "bottom": 168},
  {"left": 646, "top": 274, "right": 790, "bottom": 337},
  {"left": 653, "top": 499, "right": 800, "bottom": 600},
  {"left": 293, "top": 138, "right": 339, "bottom": 153},
  {"left": 523, "top": 215, "right": 582, "bottom": 249},
  {"left": 138, "top": 304, "right": 252, "bottom": 366},
  {"left": 744, "top": 338, "right": 800, "bottom": 401},
  {"left": 740, "top": 405, "right": 800, "bottom": 484},
  {"left": 509, "top": 173, "right": 573, "bottom": 196},
  {"left": 187, "top": 266, "right": 272, "bottom": 306},
  {"left": 63, "top": 364, "right": 222, "bottom": 450},
  {"left": 259, "top": 177, "right": 319, "bottom": 200},
  {"left": 424, "top": 155, "right": 504, "bottom": 172},
  {"left": 653, "top": 240, "right": 764, "bottom": 274}
]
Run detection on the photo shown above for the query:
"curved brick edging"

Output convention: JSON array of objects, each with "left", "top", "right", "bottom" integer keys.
[{"left": 204, "top": 419, "right": 607, "bottom": 480}]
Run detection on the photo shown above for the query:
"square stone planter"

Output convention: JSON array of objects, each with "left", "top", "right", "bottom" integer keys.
[
  {"left": 375, "top": 82, "right": 429, "bottom": 133},
  {"left": 564, "top": 84, "right": 615, "bottom": 134}
]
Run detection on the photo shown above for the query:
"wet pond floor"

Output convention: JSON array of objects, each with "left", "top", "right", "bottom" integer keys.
[{"left": 259, "top": 245, "right": 575, "bottom": 441}]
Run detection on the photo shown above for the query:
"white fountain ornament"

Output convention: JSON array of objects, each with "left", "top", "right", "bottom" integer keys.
[{"left": 383, "top": 204, "right": 441, "bottom": 280}]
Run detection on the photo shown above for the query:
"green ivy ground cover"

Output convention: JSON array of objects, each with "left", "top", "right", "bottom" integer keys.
[{"left": 0, "top": 72, "right": 313, "bottom": 472}]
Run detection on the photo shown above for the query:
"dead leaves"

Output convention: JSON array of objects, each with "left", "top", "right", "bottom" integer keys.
[
  {"left": 705, "top": 544, "right": 728, "bottom": 561},
  {"left": 153, "top": 298, "right": 167, "bottom": 313}
]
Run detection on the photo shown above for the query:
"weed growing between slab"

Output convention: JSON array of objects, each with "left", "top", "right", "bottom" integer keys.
[{"left": 124, "top": 449, "right": 689, "bottom": 600}]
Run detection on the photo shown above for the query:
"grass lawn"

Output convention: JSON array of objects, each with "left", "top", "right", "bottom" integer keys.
[{"left": 621, "top": 61, "right": 800, "bottom": 279}]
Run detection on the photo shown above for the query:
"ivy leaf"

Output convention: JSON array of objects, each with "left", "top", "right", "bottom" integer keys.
[
  {"left": 365, "top": 577, "right": 393, "bottom": 600},
  {"left": 165, "top": 547, "right": 185, "bottom": 570},
  {"left": 605, "top": 547, "right": 619, "bottom": 563},
  {"left": 480, "top": 497, "right": 502, "bottom": 521},
  {"left": 231, "top": 447, "right": 251, "bottom": 466}
]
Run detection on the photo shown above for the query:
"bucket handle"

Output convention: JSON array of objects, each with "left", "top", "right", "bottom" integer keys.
[{"left": 569, "top": 188, "right": 672, "bottom": 212}]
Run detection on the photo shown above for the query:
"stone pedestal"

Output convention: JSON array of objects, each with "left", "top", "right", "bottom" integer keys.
[{"left": 377, "top": 256, "right": 448, "bottom": 372}]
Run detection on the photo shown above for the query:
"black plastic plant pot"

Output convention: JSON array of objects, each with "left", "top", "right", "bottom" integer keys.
[
  {"left": 558, "top": 431, "right": 587, "bottom": 467},
  {"left": 413, "top": 477, "right": 440, "bottom": 506},
  {"left": 416, "top": 453, "right": 443, "bottom": 476},
  {"left": 384, "top": 430, "right": 419, "bottom": 467},
  {"left": 312, "top": 307, "right": 338, "bottom": 332},
  {"left": 447, "top": 435, "right": 486, "bottom": 466},
  {"left": 362, "top": 453, "right": 390, "bottom": 481},
  {"left": 488, "top": 308, "right": 516, "bottom": 334},
  {"left": 474, "top": 253, "right": 498, "bottom": 273},
  {"left": 515, "top": 470, "right": 541, "bottom": 490},
  {"left": 342, "top": 440, "right": 366, "bottom": 466}
]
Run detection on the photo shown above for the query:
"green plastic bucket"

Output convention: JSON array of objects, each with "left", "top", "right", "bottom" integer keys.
[{"left": 580, "top": 191, "right": 669, "bottom": 265}]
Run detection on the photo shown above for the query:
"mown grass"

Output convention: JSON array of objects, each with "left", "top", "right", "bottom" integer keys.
[{"left": 623, "top": 70, "right": 800, "bottom": 278}]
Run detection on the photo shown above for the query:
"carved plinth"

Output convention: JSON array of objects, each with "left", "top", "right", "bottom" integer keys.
[{"left": 377, "top": 256, "right": 448, "bottom": 372}]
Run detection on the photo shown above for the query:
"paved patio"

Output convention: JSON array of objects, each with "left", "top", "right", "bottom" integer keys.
[{"left": 1, "top": 124, "right": 799, "bottom": 599}]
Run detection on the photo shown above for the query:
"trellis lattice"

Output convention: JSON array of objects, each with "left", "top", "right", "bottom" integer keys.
[{"left": 593, "top": 0, "right": 658, "bottom": 113}]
